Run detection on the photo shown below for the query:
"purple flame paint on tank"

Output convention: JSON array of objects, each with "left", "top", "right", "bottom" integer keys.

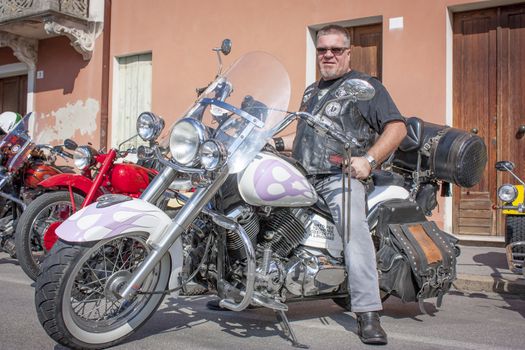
[{"left": 253, "top": 159, "right": 311, "bottom": 201}]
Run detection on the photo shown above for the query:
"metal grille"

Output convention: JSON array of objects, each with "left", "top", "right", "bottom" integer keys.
[
  {"left": 456, "top": 138, "right": 487, "bottom": 188},
  {"left": 0, "top": 0, "right": 89, "bottom": 19},
  {"left": 60, "top": 0, "right": 88, "bottom": 18},
  {"left": 0, "top": 0, "right": 34, "bottom": 17}
]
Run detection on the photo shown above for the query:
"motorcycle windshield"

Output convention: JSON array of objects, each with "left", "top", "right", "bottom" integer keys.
[
  {"left": 0, "top": 113, "right": 35, "bottom": 172},
  {"left": 184, "top": 51, "right": 291, "bottom": 174}
]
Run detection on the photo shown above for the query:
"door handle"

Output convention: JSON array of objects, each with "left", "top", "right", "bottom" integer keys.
[
  {"left": 517, "top": 125, "right": 525, "bottom": 139},
  {"left": 470, "top": 128, "right": 478, "bottom": 134}
]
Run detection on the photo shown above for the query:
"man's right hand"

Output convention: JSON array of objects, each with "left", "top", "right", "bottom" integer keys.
[{"left": 349, "top": 157, "right": 372, "bottom": 179}]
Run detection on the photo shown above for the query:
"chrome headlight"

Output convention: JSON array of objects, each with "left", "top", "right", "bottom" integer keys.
[
  {"left": 169, "top": 118, "right": 208, "bottom": 166},
  {"left": 199, "top": 140, "right": 226, "bottom": 170},
  {"left": 137, "top": 112, "right": 165, "bottom": 141},
  {"left": 498, "top": 184, "right": 518, "bottom": 203},
  {"left": 73, "top": 146, "right": 92, "bottom": 170}
]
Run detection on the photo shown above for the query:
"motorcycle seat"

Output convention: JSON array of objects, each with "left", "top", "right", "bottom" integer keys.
[
  {"left": 371, "top": 170, "right": 405, "bottom": 187},
  {"left": 399, "top": 116, "right": 423, "bottom": 152}
]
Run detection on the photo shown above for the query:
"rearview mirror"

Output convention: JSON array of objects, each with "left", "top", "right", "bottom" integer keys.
[
  {"left": 495, "top": 160, "right": 515, "bottom": 172},
  {"left": 64, "top": 139, "right": 78, "bottom": 150},
  {"left": 221, "top": 39, "right": 232, "bottom": 55}
]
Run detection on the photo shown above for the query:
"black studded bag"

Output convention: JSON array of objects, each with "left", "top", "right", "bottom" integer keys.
[{"left": 375, "top": 199, "right": 459, "bottom": 312}]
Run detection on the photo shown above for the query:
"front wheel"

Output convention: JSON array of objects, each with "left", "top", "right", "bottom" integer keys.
[
  {"left": 505, "top": 215, "right": 525, "bottom": 248},
  {"left": 35, "top": 233, "right": 170, "bottom": 349},
  {"left": 505, "top": 215, "right": 525, "bottom": 267},
  {"left": 15, "top": 191, "right": 84, "bottom": 280}
]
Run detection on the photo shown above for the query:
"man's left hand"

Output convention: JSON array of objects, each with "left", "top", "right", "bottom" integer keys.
[{"left": 349, "top": 157, "right": 372, "bottom": 179}]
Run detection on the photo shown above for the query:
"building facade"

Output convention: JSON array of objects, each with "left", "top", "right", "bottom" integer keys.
[{"left": 0, "top": 0, "right": 524, "bottom": 236}]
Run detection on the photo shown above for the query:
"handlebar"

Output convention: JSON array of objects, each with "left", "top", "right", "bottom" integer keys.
[
  {"left": 37, "top": 144, "right": 74, "bottom": 160},
  {"left": 271, "top": 111, "right": 362, "bottom": 150}
]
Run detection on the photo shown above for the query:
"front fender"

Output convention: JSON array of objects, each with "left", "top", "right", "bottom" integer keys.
[
  {"left": 38, "top": 173, "right": 100, "bottom": 196},
  {"left": 56, "top": 198, "right": 172, "bottom": 243},
  {"left": 56, "top": 197, "right": 183, "bottom": 291}
]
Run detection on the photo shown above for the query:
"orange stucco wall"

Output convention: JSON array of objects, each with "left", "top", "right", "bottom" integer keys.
[
  {"left": 107, "top": 0, "right": 502, "bottom": 131},
  {"left": 33, "top": 34, "right": 105, "bottom": 147},
  {"left": 0, "top": 0, "right": 515, "bottom": 229}
]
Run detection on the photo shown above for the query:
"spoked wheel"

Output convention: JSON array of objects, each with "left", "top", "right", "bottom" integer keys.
[
  {"left": 35, "top": 233, "right": 170, "bottom": 349},
  {"left": 15, "top": 191, "right": 84, "bottom": 280}
]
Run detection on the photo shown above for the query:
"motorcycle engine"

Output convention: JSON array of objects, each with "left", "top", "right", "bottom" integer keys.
[{"left": 226, "top": 206, "right": 346, "bottom": 298}]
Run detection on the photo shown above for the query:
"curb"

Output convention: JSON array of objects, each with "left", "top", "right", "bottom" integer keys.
[{"left": 454, "top": 273, "right": 525, "bottom": 296}]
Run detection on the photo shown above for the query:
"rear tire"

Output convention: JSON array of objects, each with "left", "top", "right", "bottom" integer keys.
[
  {"left": 15, "top": 191, "right": 84, "bottom": 280},
  {"left": 35, "top": 234, "right": 170, "bottom": 349}
]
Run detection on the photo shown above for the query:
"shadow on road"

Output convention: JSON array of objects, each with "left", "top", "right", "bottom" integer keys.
[
  {"left": 122, "top": 294, "right": 439, "bottom": 347},
  {"left": 0, "top": 256, "right": 19, "bottom": 266},
  {"left": 462, "top": 251, "right": 524, "bottom": 318},
  {"left": 473, "top": 251, "right": 511, "bottom": 273}
]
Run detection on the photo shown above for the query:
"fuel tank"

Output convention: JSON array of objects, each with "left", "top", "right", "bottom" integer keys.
[
  {"left": 24, "top": 163, "right": 63, "bottom": 188},
  {"left": 237, "top": 152, "right": 317, "bottom": 207},
  {"left": 109, "top": 163, "right": 151, "bottom": 195}
]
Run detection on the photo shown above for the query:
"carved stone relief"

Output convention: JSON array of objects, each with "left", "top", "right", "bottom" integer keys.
[{"left": 44, "top": 18, "right": 102, "bottom": 60}]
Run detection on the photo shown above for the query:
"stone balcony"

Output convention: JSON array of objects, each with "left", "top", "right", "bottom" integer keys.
[{"left": 0, "top": 0, "right": 103, "bottom": 64}]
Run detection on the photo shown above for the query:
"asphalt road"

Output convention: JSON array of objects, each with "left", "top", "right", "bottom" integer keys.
[{"left": 1, "top": 251, "right": 524, "bottom": 350}]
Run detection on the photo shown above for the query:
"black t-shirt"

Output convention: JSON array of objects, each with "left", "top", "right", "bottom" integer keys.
[{"left": 313, "top": 70, "right": 404, "bottom": 134}]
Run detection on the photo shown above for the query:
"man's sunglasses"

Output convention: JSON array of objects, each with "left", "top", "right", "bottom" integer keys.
[{"left": 316, "top": 47, "right": 349, "bottom": 56}]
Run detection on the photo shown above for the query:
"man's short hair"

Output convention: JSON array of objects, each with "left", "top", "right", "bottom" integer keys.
[{"left": 316, "top": 24, "right": 351, "bottom": 47}]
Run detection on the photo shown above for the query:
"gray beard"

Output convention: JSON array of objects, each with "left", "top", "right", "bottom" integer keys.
[{"left": 320, "top": 69, "right": 346, "bottom": 81}]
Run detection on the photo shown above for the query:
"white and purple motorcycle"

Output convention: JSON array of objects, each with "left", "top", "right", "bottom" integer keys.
[{"left": 35, "top": 41, "right": 477, "bottom": 349}]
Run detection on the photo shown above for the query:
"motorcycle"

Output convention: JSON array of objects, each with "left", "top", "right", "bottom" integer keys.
[
  {"left": 0, "top": 113, "right": 73, "bottom": 258},
  {"left": 34, "top": 41, "right": 486, "bottom": 349},
  {"left": 15, "top": 137, "right": 160, "bottom": 280},
  {"left": 494, "top": 161, "right": 525, "bottom": 275}
]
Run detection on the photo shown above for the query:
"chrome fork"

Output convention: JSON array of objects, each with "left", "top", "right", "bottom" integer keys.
[{"left": 118, "top": 165, "right": 230, "bottom": 300}]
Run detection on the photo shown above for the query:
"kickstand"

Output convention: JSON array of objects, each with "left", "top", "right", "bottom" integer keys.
[{"left": 275, "top": 310, "right": 309, "bottom": 349}]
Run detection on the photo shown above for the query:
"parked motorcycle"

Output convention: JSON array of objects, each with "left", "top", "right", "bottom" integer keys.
[
  {"left": 494, "top": 161, "right": 525, "bottom": 275},
  {"left": 0, "top": 113, "right": 73, "bottom": 257},
  {"left": 34, "top": 41, "right": 486, "bottom": 349},
  {"left": 15, "top": 138, "right": 159, "bottom": 280}
]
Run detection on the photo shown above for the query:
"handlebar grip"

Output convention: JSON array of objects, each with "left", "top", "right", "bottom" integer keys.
[{"left": 59, "top": 151, "right": 74, "bottom": 159}]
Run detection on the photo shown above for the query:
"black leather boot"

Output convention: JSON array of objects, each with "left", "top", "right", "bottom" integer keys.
[{"left": 355, "top": 311, "right": 388, "bottom": 345}]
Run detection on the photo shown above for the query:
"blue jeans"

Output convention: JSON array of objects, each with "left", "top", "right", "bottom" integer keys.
[{"left": 315, "top": 174, "right": 382, "bottom": 312}]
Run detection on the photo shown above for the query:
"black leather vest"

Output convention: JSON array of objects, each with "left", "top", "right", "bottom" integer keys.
[{"left": 292, "top": 72, "right": 377, "bottom": 175}]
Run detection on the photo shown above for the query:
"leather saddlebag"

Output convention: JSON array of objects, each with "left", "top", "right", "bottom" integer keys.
[{"left": 375, "top": 199, "right": 458, "bottom": 309}]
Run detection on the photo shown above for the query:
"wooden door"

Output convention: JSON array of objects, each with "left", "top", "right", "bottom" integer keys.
[
  {"left": 0, "top": 75, "right": 27, "bottom": 115},
  {"left": 113, "top": 53, "right": 152, "bottom": 150},
  {"left": 347, "top": 23, "right": 382, "bottom": 81},
  {"left": 453, "top": 4, "right": 525, "bottom": 236}
]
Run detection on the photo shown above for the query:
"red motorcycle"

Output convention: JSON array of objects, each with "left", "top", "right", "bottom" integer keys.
[
  {"left": 0, "top": 113, "right": 73, "bottom": 258},
  {"left": 15, "top": 139, "right": 159, "bottom": 280}
]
